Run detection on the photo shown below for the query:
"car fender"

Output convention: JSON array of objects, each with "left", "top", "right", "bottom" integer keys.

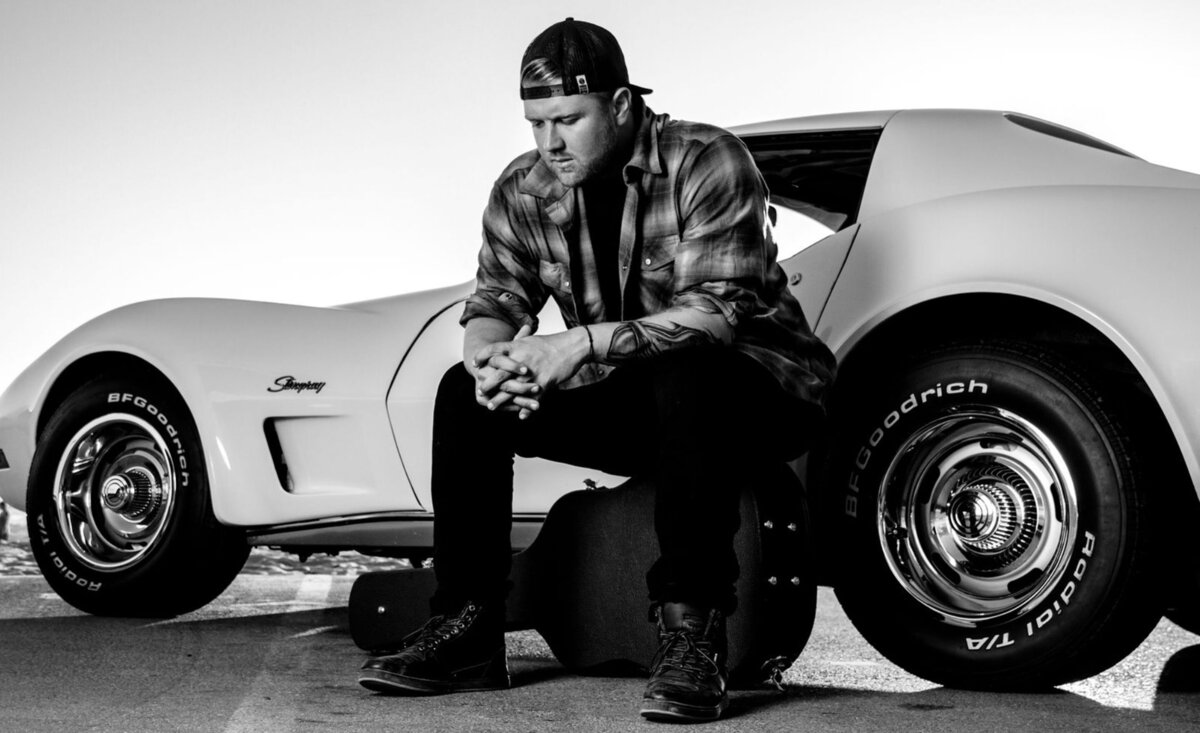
[
  {"left": 0, "top": 282, "right": 472, "bottom": 524},
  {"left": 819, "top": 183, "right": 1200, "bottom": 501}
]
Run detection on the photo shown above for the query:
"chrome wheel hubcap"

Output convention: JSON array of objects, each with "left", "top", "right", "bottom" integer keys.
[
  {"left": 877, "top": 407, "right": 1077, "bottom": 627},
  {"left": 52, "top": 413, "right": 177, "bottom": 571}
]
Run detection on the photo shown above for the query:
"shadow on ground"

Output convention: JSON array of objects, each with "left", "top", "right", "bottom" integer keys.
[{"left": 1, "top": 587, "right": 1197, "bottom": 731}]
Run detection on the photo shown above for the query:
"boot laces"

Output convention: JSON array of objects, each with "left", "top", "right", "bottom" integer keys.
[
  {"left": 405, "top": 606, "right": 475, "bottom": 653},
  {"left": 653, "top": 628, "right": 719, "bottom": 677}
]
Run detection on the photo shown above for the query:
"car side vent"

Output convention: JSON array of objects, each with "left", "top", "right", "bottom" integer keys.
[
  {"left": 263, "top": 420, "right": 294, "bottom": 492},
  {"left": 1003, "top": 113, "right": 1136, "bottom": 158}
]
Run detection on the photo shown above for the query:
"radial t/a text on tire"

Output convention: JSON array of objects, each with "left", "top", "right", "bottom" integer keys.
[
  {"left": 26, "top": 376, "right": 248, "bottom": 616},
  {"left": 828, "top": 343, "right": 1161, "bottom": 689}
]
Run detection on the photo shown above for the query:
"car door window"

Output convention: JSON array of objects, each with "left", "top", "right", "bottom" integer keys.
[{"left": 745, "top": 129, "right": 881, "bottom": 260}]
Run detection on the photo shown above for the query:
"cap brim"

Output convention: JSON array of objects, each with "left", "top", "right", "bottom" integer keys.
[{"left": 520, "top": 82, "right": 653, "bottom": 100}]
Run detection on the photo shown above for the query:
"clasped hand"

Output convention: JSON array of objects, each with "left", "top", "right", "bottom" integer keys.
[{"left": 471, "top": 324, "right": 587, "bottom": 419}]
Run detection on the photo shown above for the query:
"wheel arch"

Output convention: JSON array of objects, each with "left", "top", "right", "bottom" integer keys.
[
  {"left": 37, "top": 352, "right": 186, "bottom": 438},
  {"left": 820, "top": 292, "right": 1196, "bottom": 585}
]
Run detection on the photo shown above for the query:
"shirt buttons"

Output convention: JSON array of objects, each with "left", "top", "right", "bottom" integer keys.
[{"left": 644, "top": 258, "right": 652, "bottom": 266}]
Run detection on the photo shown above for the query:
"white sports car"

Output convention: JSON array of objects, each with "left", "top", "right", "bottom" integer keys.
[{"left": 2, "top": 109, "right": 1198, "bottom": 691}]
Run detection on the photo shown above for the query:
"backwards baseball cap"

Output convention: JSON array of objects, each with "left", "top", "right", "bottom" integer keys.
[{"left": 520, "top": 17, "right": 653, "bottom": 100}]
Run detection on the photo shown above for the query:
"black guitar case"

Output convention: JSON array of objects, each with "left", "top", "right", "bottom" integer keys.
[{"left": 349, "top": 463, "right": 815, "bottom": 686}]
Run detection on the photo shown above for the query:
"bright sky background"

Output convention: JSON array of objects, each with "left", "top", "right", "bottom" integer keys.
[{"left": 2, "top": 0, "right": 1199, "bottom": 391}]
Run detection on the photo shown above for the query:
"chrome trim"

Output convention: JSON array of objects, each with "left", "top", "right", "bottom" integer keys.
[
  {"left": 52, "top": 413, "right": 178, "bottom": 572},
  {"left": 876, "top": 406, "right": 1077, "bottom": 627},
  {"left": 245, "top": 512, "right": 547, "bottom": 552}
]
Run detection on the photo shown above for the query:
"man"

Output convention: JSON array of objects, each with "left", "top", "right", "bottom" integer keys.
[{"left": 359, "top": 18, "right": 835, "bottom": 722}]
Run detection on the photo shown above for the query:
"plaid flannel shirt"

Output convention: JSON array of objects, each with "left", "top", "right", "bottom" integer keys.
[{"left": 461, "top": 109, "right": 836, "bottom": 409}]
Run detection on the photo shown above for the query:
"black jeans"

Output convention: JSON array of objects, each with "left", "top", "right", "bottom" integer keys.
[{"left": 430, "top": 347, "right": 814, "bottom": 615}]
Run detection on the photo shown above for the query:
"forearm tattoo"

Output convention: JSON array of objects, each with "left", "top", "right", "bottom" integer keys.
[{"left": 605, "top": 320, "right": 720, "bottom": 364}]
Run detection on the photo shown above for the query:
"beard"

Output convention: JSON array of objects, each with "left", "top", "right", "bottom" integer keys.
[{"left": 544, "top": 113, "right": 624, "bottom": 188}]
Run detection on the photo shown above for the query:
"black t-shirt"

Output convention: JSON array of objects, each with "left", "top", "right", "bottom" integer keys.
[{"left": 583, "top": 174, "right": 627, "bottom": 320}]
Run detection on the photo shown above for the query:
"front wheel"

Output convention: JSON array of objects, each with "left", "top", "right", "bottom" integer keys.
[
  {"left": 828, "top": 343, "right": 1161, "bottom": 689},
  {"left": 26, "top": 376, "right": 248, "bottom": 616}
]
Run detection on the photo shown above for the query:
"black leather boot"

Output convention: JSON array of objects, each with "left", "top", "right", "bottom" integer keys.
[
  {"left": 358, "top": 601, "right": 510, "bottom": 695},
  {"left": 640, "top": 602, "right": 729, "bottom": 721}
]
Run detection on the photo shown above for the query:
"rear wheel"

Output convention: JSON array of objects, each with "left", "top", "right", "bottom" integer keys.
[
  {"left": 828, "top": 343, "right": 1162, "bottom": 689},
  {"left": 27, "top": 377, "right": 248, "bottom": 616}
]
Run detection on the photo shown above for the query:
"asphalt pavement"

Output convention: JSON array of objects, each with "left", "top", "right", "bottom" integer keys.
[{"left": 0, "top": 560, "right": 1198, "bottom": 732}]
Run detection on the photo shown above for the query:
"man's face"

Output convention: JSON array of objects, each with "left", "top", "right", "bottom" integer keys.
[{"left": 523, "top": 92, "right": 621, "bottom": 187}]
